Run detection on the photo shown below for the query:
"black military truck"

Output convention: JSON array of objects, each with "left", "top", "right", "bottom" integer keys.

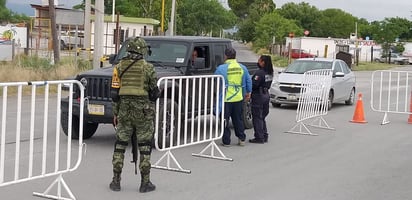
[{"left": 61, "top": 36, "right": 258, "bottom": 143}]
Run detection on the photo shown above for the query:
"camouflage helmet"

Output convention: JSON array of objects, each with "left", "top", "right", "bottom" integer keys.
[{"left": 126, "top": 37, "right": 148, "bottom": 56}]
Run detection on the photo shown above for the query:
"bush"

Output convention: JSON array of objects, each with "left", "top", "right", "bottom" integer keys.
[
  {"left": 17, "top": 54, "right": 54, "bottom": 71},
  {"left": 0, "top": 55, "right": 89, "bottom": 82}
]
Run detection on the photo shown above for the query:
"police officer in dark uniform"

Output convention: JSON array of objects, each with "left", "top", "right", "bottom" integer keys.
[{"left": 249, "top": 55, "right": 274, "bottom": 144}]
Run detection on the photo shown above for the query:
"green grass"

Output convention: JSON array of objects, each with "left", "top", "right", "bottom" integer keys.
[{"left": 351, "top": 62, "right": 395, "bottom": 71}]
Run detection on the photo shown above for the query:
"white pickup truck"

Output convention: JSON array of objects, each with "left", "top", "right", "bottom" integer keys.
[{"left": 59, "top": 30, "right": 84, "bottom": 50}]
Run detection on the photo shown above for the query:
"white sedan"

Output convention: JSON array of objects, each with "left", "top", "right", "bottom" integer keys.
[{"left": 269, "top": 58, "right": 356, "bottom": 110}]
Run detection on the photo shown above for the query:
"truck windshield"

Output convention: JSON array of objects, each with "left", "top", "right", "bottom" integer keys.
[{"left": 145, "top": 41, "right": 189, "bottom": 65}]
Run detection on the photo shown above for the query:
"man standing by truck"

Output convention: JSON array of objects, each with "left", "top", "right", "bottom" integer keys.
[
  {"left": 109, "top": 37, "right": 157, "bottom": 193},
  {"left": 215, "top": 47, "right": 252, "bottom": 146}
]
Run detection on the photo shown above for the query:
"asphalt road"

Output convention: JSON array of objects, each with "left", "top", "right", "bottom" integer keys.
[{"left": 1, "top": 43, "right": 412, "bottom": 200}]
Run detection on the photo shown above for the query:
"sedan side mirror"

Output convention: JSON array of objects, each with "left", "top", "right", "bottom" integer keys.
[{"left": 334, "top": 72, "right": 345, "bottom": 77}]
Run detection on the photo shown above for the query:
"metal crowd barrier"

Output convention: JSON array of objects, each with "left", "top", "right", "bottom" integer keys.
[
  {"left": 0, "top": 80, "right": 85, "bottom": 200},
  {"left": 287, "top": 69, "right": 334, "bottom": 135},
  {"left": 370, "top": 70, "right": 412, "bottom": 125},
  {"left": 152, "top": 75, "right": 228, "bottom": 173}
]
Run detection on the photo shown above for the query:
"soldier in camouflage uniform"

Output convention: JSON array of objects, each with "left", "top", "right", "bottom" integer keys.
[{"left": 109, "top": 37, "right": 157, "bottom": 193}]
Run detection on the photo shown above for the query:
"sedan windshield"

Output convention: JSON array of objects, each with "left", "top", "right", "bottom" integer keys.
[{"left": 284, "top": 60, "right": 333, "bottom": 74}]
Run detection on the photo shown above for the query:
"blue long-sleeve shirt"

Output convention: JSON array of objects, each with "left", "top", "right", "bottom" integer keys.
[{"left": 214, "top": 59, "right": 252, "bottom": 113}]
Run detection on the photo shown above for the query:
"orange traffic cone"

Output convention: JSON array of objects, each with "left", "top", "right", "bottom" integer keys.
[{"left": 350, "top": 93, "right": 367, "bottom": 123}]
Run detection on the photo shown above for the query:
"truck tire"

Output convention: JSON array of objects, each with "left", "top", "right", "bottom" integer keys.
[
  {"left": 242, "top": 101, "right": 253, "bottom": 129},
  {"left": 61, "top": 112, "right": 98, "bottom": 139},
  {"left": 156, "top": 98, "right": 179, "bottom": 149}
]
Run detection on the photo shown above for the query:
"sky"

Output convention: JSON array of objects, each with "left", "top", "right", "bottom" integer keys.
[
  {"left": 7, "top": 0, "right": 412, "bottom": 22},
  {"left": 273, "top": 0, "right": 412, "bottom": 22}
]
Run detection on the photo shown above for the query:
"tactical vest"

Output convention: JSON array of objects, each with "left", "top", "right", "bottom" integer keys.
[
  {"left": 118, "top": 59, "right": 148, "bottom": 96},
  {"left": 225, "top": 60, "right": 244, "bottom": 102}
]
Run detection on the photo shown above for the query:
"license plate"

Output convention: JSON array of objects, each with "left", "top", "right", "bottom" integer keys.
[
  {"left": 88, "top": 104, "right": 104, "bottom": 115},
  {"left": 287, "top": 94, "right": 297, "bottom": 100}
]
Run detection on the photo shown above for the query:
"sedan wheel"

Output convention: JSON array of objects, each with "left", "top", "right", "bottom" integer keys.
[
  {"left": 327, "top": 91, "right": 333, "bottom": 111},
  {"left": 345, "top": 88, "right": 355, "bottom": 105}
]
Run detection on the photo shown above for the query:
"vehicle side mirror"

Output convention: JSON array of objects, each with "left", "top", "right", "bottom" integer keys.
[
  {"left": 108, "top": 54, "right": 117, "bottom": 65},
  {"left": 334, "top": 72, "right": 345, "bottom": 77},
  {"left": 147, "top": 45, "right": 152, "bottom": 56}
]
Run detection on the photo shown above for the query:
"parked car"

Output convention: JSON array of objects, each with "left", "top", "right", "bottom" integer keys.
[
  {"left": 269, "top": 58, "right": 356, "bottom": 110},
  {"left": 374, "top": 53, "right": 409, "bottom": 65},
  {"left": 285, "top": 49, "right": 316, "bottom": 59},
  {"left": 59, "top": 30, "right": 84, "bottom": 50}
]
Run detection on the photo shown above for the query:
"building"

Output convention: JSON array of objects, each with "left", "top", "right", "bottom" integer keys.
[
  {"left": 91, "top": 15, "right": 159, "bottom": 55},
  {"left": 30, "top": 2, "right": 159, "bottom": 55},
  {"left": 285, "top": 36, "right": 381, "bottom": 62}
]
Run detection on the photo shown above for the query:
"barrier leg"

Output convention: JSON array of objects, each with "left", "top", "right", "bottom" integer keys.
[
  {"left": 151, "top": 150, "right": 191, "bottom": 174},
  {"left": 33, "top": 174, "right": 76, "bottom": 200},
  {"left": 192, "top": 140, "right": 233, "bottom": 161},
  {"left": 286, "top": 121, "right": 318, "bottom": 136},
  {"left": 381, "top": 112, "right": 390, "bottom": 125},
  {"left": 307, "top": 116, "right": 335, "bottom": 130}
]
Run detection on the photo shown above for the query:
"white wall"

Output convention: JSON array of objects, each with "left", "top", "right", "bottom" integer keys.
[{"left": 0, "top": 26, "right": 27, "bottom": 48}]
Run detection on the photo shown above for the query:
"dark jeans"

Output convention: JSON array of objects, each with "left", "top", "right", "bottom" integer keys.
[
  {"left": 251, "top": 93, "right": 270, "bottom": 140},
  {"left": 222, "top": 100, "right": 246, "bottom": 145}
]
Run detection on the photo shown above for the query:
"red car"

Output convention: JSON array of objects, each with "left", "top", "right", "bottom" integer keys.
[{"left": 286, "top": 49, "right": 316, "bottom": 58}]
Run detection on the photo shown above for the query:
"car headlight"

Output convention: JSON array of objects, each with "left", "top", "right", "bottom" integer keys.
[{"left": 271, "top": 80, "right": 280, "bottom": 88}]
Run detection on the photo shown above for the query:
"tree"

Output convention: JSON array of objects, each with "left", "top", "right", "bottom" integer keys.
[
  {"left": 370, "top": 17, "right": 412, "bottom": 54},
  {"left": 176, "top": 0, "right": 236, "bottom": 36},
  {"left": 254, "top": 11, "right": 302, "bottom": 48},
  {"left": 236, "top": 0, "right": 276, "bottom": 42},
  {"left": 277, "top": 2, "right": 321, "bottom": 36},
  {"left": 49, "top": 0, "right": 60, "bottom": 64},
  {"left": 228, "top": 0, "right": 255, "bottom": 18},
  {"left": 0, "top": 0, "right": 30, "bottom": 25},
  {"left": 311, "top": 9, "right": 358, "bottom": 38}
]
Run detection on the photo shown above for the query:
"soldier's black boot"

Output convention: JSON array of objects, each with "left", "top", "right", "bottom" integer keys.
[
  {"left": 139, "top": 181, "right": 156, "bottom": 193},
  {"left": 109, "top": 173, "right": 121, "bottom": 191}
]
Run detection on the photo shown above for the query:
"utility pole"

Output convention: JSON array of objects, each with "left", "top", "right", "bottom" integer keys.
[
  {"left": 48, "top": 0, "right": 59, "bottom": 64},
  {"left": 84, "top": 0, "right": 91, "bottom": 49},
  {"left": 161, "top": 0, "right": 165, "bottom": 34},
  {"left": 170, "top": 0, "right": 176, "bottom": 36},
  {"left": 112, "top": 0, "right": 116, "bottom": 22},
  {"left": 93, "top": 0, "right": 104, "bottom": 69},
  {"left": 355, "top": 22, "right": 359, "bottom": 66}
]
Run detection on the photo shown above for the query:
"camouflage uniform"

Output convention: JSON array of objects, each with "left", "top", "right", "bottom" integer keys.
[{"left": 110, "top": 37, "right": 157, "bottom": 193}]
